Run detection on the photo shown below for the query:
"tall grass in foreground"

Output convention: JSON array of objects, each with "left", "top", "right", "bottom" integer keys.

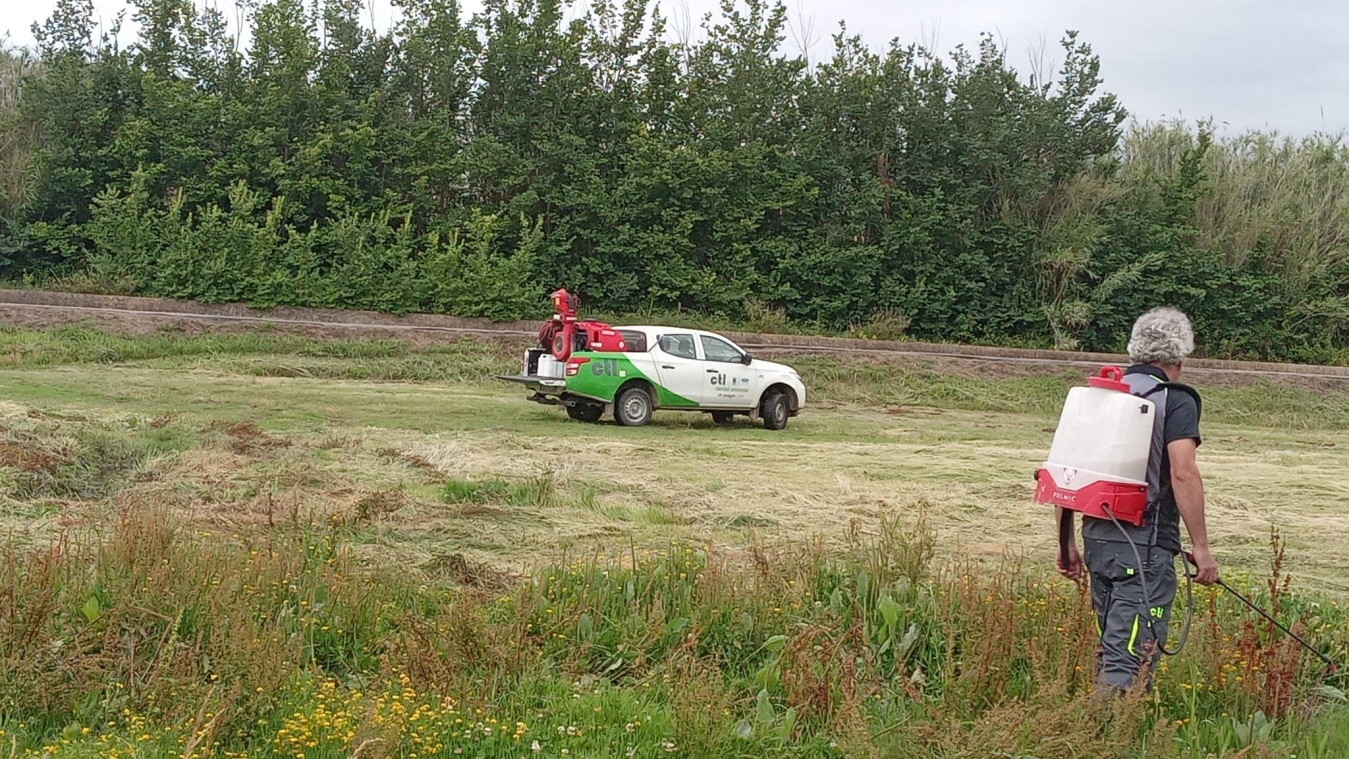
[{"left": 1, "top": 506, "right": 1346, "bottom": 758}]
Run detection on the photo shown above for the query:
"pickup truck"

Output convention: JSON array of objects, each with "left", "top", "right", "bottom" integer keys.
[{"left": 497, "top": 325, "right": 806, "bottom": 430}]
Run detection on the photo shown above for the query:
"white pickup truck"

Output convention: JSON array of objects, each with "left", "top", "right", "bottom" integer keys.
[{"left": 498, "top": 325, "right": 807, "bottom": 429}]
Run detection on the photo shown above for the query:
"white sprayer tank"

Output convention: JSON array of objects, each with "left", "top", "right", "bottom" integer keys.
[{"left": 1035, "top": 366, "right": 1156, "bottom": 524}]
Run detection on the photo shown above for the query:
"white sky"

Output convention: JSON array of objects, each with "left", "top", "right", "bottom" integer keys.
[{"left": 4, "top": 0, "right": 1347, "bottom": 137}]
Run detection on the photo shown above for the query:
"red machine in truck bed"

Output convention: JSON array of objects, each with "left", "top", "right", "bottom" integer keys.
[{"left": 519, "top": 289, "right": 627, "bottom": 378}]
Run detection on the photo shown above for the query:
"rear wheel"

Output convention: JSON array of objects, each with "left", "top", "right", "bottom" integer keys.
[
  {"left": 761, "top": 391, "right": 789, "bottom": 431},
  {"left": 566, "top": 403, "right": 604, "bottom": 423},
  {"left": 615, "top": 386, "right": 653, "bottom": 427},
  {"left": 711, "top": 411, "right": 736, "bottom": 425}
]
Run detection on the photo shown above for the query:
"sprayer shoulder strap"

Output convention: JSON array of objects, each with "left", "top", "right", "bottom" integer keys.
[
  {"left": 1127, "top": 377, "right": 1202, "bottom": 422},
  {"left": 1154, "top": 381, "right": 1202, "bottom": 422}
]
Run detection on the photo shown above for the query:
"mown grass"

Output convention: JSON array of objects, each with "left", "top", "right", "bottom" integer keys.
[
  {"left": 1, "top": 326, "right": 1348, "bottom": 589},
  {"left": 0, "top": 325, "right": 514, "bottom": 382},
  {"left": 4, "top": 324, "right": 1349, "bottom": 429}
]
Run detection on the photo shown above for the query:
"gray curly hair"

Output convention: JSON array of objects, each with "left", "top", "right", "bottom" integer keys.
[{"left": 1127, "top": 307, "right": 1195, "bottom": 366}]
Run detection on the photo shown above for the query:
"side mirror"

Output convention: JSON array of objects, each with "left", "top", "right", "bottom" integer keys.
[{"left": 740, "top": 353, "right": 753, "bottom": 365}]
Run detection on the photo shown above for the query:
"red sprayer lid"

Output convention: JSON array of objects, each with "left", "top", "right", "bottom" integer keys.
[{"left": 1087, "top": 365, "right": 1129, "bottom": 392}]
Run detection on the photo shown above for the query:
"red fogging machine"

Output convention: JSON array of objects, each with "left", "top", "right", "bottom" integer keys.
[{"left": 525, "top": 289, "right": 627, "bottom": 379}]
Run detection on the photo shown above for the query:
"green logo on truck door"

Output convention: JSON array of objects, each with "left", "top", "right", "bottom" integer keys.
[
  {"left": 564, "top": 352, "right": 697, "bottom": 407},
  {"left": 588, "top": 358, "right": 625, "bottom": 377}
]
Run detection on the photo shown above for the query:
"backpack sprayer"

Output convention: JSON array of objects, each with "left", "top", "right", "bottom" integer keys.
[{"left": 1035, "top": 366, "right": 1338, "bottom": 673}]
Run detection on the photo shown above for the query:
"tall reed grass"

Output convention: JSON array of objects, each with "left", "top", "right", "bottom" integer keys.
[
  {"left": 0, "top": 43, "right": 37, "bottom": 218},
  {"left": 1121, "top": 120, "right": 1349, "bottom": 297}
]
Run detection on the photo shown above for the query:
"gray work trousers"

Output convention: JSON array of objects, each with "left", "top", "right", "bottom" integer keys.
[{"left": 1083, "top": 538, "right": 1178, "bottom": 692}]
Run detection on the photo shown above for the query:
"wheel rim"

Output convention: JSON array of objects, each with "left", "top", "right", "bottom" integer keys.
[
  {"left": 773, "top": 401, "right": 786, "bottom": 425},
  {"left": 623, "top": 393, "right": 647, "bottom": 422}
]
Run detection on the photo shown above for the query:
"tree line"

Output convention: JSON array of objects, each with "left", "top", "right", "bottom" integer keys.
[{"left": 1, "top": 0, "right": 1347, "bottom": 362}]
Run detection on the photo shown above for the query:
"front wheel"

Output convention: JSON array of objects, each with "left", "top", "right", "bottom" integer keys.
[
  {"left": 566, "top": 403, "right": 604, "bottom": 423},
  {"left": 615, "top": 386, "right": 653, "bottom": 427},
  {"left": 711, "top": 411, "right": 736, "bottom": 425},
  {"left": 761, "top": 391, "right": 789, "bottom": 431}
]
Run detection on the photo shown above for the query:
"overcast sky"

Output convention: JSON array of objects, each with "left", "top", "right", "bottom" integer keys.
[{"left": 4, "top": 0, "right": 1347, "bottom": 137}]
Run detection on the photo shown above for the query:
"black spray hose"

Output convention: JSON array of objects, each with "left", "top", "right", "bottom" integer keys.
[
  {"left": 1101, "top": 505, "right": 1194, "bottom": 658},
  {"left": 1182, "top": 551, "right": 1339, "bottom": 676},
  {"left": 1168, "top": 552, "right": 1195, "bottom": 656},
  {"left": 1057, "top": 507, "right": 1073, "bottom": 574}
]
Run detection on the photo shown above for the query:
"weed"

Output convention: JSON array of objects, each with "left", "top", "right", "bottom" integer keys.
[
  {"left": 42, "top": 271, "right": 140, "bottom": 296},
  {"left": 508, "top": 468, "right": 558, "bottom": 509},
  {"left": 442, "top": 470, "right": 560, "bottom": 509},
  {"left": 443, "top": 476, "right": 510, "bottom": 504},
  {"left": 0, "top": 423, "right": 171, "bottom": 500},
  {"left": 207, "top": 421, "right": 291, "bottom": 455},
  {"left": 848, "top": 308, "right": 913, "bottom": 341},
  {"left": 744, "top": 299, "right": 793, "bottom": 334},
  {"left": 422, "top": 552, "right": 512, "bottom": 590}
]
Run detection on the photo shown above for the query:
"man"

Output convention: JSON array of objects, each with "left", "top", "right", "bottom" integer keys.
[{"left": 1056, "top": 306, "right": 1219, "bottom": 694}]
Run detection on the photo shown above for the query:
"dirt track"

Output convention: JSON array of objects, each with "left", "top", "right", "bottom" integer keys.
[{"left": 3, "top": 288, "right": 1349, "bottom": 389}]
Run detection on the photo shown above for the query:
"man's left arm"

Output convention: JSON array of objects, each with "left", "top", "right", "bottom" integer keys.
[
  {"left": 1169, "top": 438, "right": 1216, "bottom": 584},
  {"left": 1167, "top": 392, "right": 1218, "bottom": 585}
]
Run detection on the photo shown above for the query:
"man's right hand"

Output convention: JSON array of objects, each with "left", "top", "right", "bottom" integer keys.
[
  {"left": 1057, "top": 543, "right": 1083, "bottom": 582},
  {"left": 1188, "top": 546, "right": 1219, "bottom": 586}
]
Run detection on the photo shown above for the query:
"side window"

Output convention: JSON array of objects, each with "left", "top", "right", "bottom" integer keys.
[
  {"left": 657, "top": 333, "right": 697, "bottom": 359},
  {"left": 700, "top": 335, "right": 743, "bottom": 363},
  {"left": 618, "top": 329, "right": 648, "bottom": 352}
]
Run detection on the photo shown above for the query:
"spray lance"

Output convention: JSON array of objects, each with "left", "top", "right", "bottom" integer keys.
[
  {"left": 1070, "top": 505, "right": 1338, "bottom": 677},
  {"left": 1180, "top": 551, "right": 1339, "bottom": 676},
  {"left": 1088, "top": 528, "right": 1340, "bottom": 678}
]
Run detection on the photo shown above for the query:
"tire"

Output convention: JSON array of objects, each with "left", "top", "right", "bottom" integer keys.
[
  {"left": 761, "top": 391, "right": 789, "bottom": 431},
  {"left": 711, "top": 411, "right": 735, "bottom": 425},
  {"left": 614, "top": 385, "right": 653, "bottom": 427},
  {"left": 566, "top": 403, "right": 604, "bottom": 423}
]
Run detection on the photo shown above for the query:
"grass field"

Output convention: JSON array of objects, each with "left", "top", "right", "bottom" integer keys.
[{"left": 2, "top": 325, "right": 1349, "bottom": 758}]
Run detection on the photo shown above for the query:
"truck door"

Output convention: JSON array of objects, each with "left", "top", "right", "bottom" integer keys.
[
  {"left": 651, "top": 333, "right": 704, "bottom": 407},
  {"left": 699, "top": 333, "right": 759, "bottom": 408}
]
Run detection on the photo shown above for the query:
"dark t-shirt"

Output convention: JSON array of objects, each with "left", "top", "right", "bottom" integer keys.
[
  {"left": 1082, "top": 364, "right": 1201, "bottom": 553},
  {"left": 1135, "top": 364, "right": 1201, "bottom": 552}
]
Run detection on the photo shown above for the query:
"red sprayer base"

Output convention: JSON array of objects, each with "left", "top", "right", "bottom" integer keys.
[{"left": 1034, "top": 467, "right": 1148, "bottom": 527}]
